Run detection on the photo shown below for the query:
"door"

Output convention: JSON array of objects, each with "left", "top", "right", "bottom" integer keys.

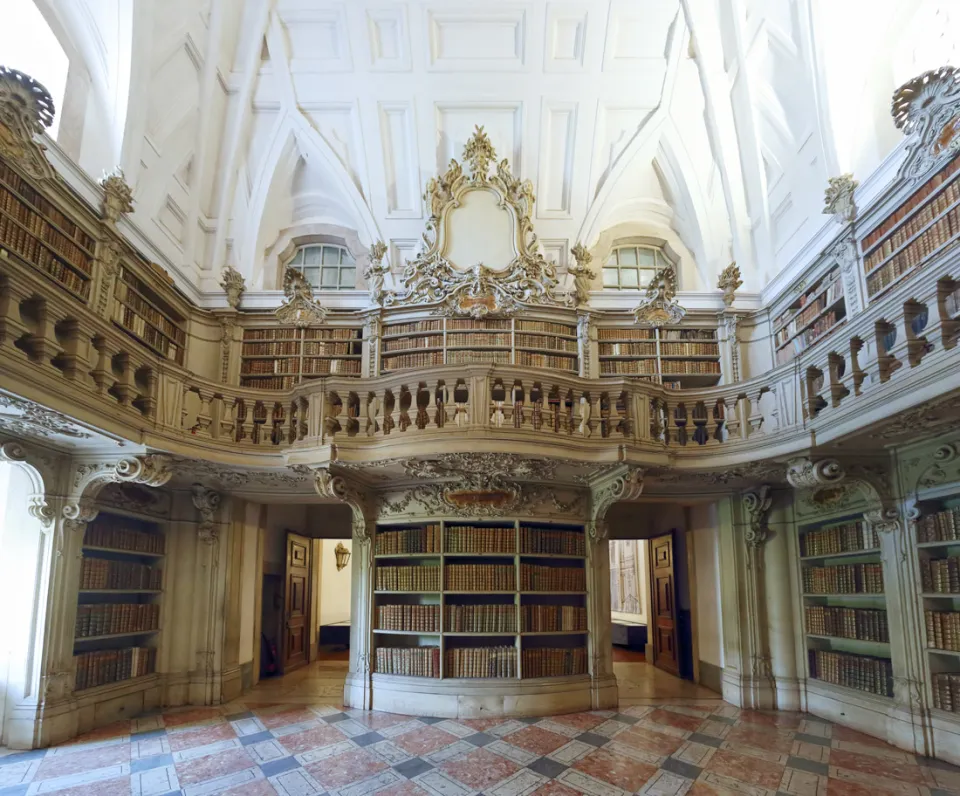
[
  {"left": 650, "top": 533, "right": 680, "bottom": 675},
  {"left": 284, "top": 532, "right": 312, "bottom": 673}
]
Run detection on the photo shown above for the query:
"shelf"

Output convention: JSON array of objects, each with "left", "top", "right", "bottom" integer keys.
[
  {"left": 374, "top": 591, "right": 442, "bottom": 595},
  {"left": 921, "top": 592, "right": 960, "bottom": 598},
  {"left": 82, "top": 546, "right": 165, "bottom": 559},
  {"left": 864, "top": 191, "right": 960, "bottom": 278},
  {"left": 521, "top": 631, "right": 588, "bottom": 636},
  {"left": 775, "top": 294, "right": 845, "bottom": 352},
  {"left": 800, "top": 548, "right": 881, "bottom": 561},
  {"left": 519, "top": 591, "right": 587, "bottom": 596},
  {"left": 868, "top": 228, "right": 960, "bottom": 300},
  {"left": 444, "top": 632, "right": 517, "bottom": 637},
  {"left": 443, "top": 590, "right": 516, "bottom": 595},
  {"left": 74, "top": 629, "right": 160, "bottom": 643},
  {"left": 374, "top": 554, "right": 442, "bottom": 559},
  {"left": 928, "top": 648, "right": 960, "bottom": 658},
  {"left": 808, "top": 677, "right": 893, "bottom": 701},
  {"left": 806, "top": 634, "right": 890, "bottom": 648},
  {"left": 0, "top": 174, "right": 96, "bottom": 257},
  {"left": 443, "top": 553, "right": 517, "bottom": 558},
  {"left": 774, "top": 276, "right": 843, "bottom": 334},
  {"left": 0, "top": 205, "right": 92, "bottom": 279},
  {"left": 917, "top": 540, "right": 960, "bottom": 549},
  {"left": 373, "top": 629, "right": 441, "bottom": 636},
  {"left": 518, "top": 554, "right": 585, "bottom": 560},
  {"left": 78, "top": 589, "right": 163, "bottom": 594},
  {"left": 802, "top": 593, "right": 885, "bottom": 599}
]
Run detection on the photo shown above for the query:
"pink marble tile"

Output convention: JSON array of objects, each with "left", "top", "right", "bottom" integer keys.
[
  {"left": 738, "top": 710, "right": 803, "bottom": 729},
  {"left": 831, "top": 725, "right": 890, "bottom": 749},
  {"left": 707, "top": 748, "right": 785, "bottom": 790},
  {"left": 174, "top": 748, "right": 256, "bottom": 786},
  {"left": 304, "top": 747, "right": 389, "bottom": 789},
  {"left": 441, "top": 748, "right": 521, "bottom": 790},
  {"left": 276, "top": 724, "right": 347, "bottom": 755},
  {"left": 168, "top": 722, "right": 237, "bottom": 752},
  {"left": 258, "top": 707, "right": 319, "bottom": 729},
  {"left": 573, "top": 747, "right": 659, "bottom": 792},
  {"left": 645, "top": 708, "right": 703, "bottom": 732},
  {"left": 825, "top": 777, "right": 906, "bottom": 796},
  {"left": 830, "top": 750, "right": 927, "bottom": 785},
  {"left": 726, "top": 725, "right": 795, "bottom": 754},
  {"left": 375, "top": 782, "right": 432, "bottom": 796},
  {"left": 458, "top": 717, "right": 507, "bottom": 732},
  {"left": 36, "top": 744, "right": 131, "bottom": 779},
  {"left": 162, "top": 708, "right": 225, "bottom": 729},
  {"left": 392, "top": 725, "right": 459, "bottom": 756},
  {"left": 503, "top": 726, "right": 570, "bottom": 755},
  {"left": 616, "top": 725, "right": 685, "bottom": 756},
  {"left": 529, "top": 783, "right": 583, "bottom": 796},
  {"left": 349, "top": 711, "right": 412, "bottom": 730},
  {"left": 43, "top": 776, "right": 132, "bottom": 796},
  {"left": 221, "top": 779, "right": 279, "bottom": 796},
  {"left": 547, "top": 712, "right": 607, "bottom": 732}
]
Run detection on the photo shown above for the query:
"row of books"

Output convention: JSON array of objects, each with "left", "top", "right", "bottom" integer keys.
[
  {"left": 522, "top": 647, "right": 587, "bottom": 678},
  {"left": 446, "top": 604, "right": 516, "bottom": 633},
  {"left": 522, "top": 605, "right": 587, "bottom": 632},
  {"left": 863, "top": 159, "right": 960, "bottom": 264},
  {"left": 598, "top": 329, "right": 656, "bottom": 342},
  {"left": 946, "top": 285, "right": 960, "bottom": 319},
  {"left": 660, "top": 342, "right": 720, "bottom": 357},
  {"left": 242, "top": 359, "right": 300, "bottom": 375},
  {"left": 932, "top": 672, "right": 960, "bottom": 713},
  {"left": 242, "top": 327, "right": 362, "bottom": 341},
  {"left": 917, "top": 507, "right": 960, "bottom": 543},
  {"left": 448, "top": 333, "right": 511, "bottom": 347},
  {"left": 920, "top": 556, "right": 960, "bottom": 593},
  {"left": 376, "top": 525, "right": 441, "bottom": 555},
  {"left": 445, "top": 526, "right": 515, "bottom": 554},
  {"left": 84, "top": 519, "right": 164, "bottom": 554},
  {"left": 802, "top": 563, "right": 884, "bottom": 594},
  {"left": 449, "top": 350, "right": 511, "bottom": 365},
  {"left": 238, "top": 375, "right": 297, "bottom": 390},
  {"left": 515, "top": 352, "right": 578, "bottom": 371},
  {"left": 519, "top": 565, "right": 585, "bottom": 592},
  {"left": 866, "top": 209, "right": 960, "bottom": 297},
  {"left": 800, "top": 520, "right": 876, "bottom": 557},
  {"left": 520, "top": 528, "right": 585, "bottom": 557},
  {"left": 804, "top": 606, "right": 889, "bottom": 642},
  {"left": 926, "top": 611, "right": 960, "bottom": 651},
  {"left": 376, "top": 565, "right": 441, "bottom": 592},
  {"left": 450, "top": 318, "right": 511, "bottom": 330},
  {"left": 774, "top": 276, "right": 842, "bottom": 344},
  {"left": 0, "top": 216, "right": 91, "bottom": 297},
  {"left": 75, "top": 603, "right": 160, "bottom": 638},
  {"left": 115, "top": 281, "right": 183, "bottom": 341},
  {"left": 304, "top": 341, "right": 361, "bottom": 356},
  {"left": 383, "top": 335, "right": 443, "bottom": 352},
  {"left": 516, "top": 334, "right": 578, "bottom": 353},
  {"left": 445, "top": 564, "right": 514, "bottom": 591},
  {"left": 516, "top": 321, "right": 576, "bottom": 336},
  {"left": 382, "top": 351, "right": 445, "bottom": 370},
  {"left": 376, "top": 605, "right": 440, "bottom": 632},
  {"left": 375, "top": 646, "right": 440, "bottom": 678},
  {"left": 660, "top": 360, "right": 721, "bottom": 375},
  {"left": 112, "top": 305, "right": 183, "bottom": 362},
  {"left": 0, "top": 186, "right": 94, "bottom": 264},
  {"left": 446, "top": 646, "right": 517, "bottom": 678},
  {"left": 778, "top": 310, "right": 844, "bottom": 360},
  {"left": 662, "top": 329, "right": 715, "bottom": 341},
  {"left": 74, "top": 647, "right": 156, "bottom": 691},
  {"left": 383, "top": 320, "right": 443, "bottom": 336},
  {"left": 808, "top": 649, "right": 892, "bottom": 696},
  {"left": 600, "top": 360, "right": 658, "bottom": 375},
  {"left": 0, "top": 161, "right": 96, "bottom": 249},
  {"left": 302, "top": 358, "right": 360, "bottom": 375},
  {"left": 80, "top": 558, "right": 163, "bottom": 591},
  {"left": 599, "top": 343, "right": 657, "bottom": 357},
  {"left": 243, "top": 329, "right": 300, "bottom": 341}
]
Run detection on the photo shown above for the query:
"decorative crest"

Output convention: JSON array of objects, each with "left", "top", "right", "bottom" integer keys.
[
  {"left": 99, "top": 168, "right": 134, "bottom": 227},
  {"left": 0, "top": 66, "right": 56, "bottom": 180},
  {"left": 364, "top": 240, "right": 389, "bottom": 306},
  {"left": 633, "top": 262, "right": 685, "bottom": 327},
  {"left": 382, "top": 125, "right": 571, "bottom": 317},
  {"left": 276, "top": 267, "right": 327, "bottom": 327},
  {"left": 717, "top": 262, "right": 742, "bottom": 307},
  {"left": 892, "top": 66, "right": 960, "bottom": 183},
  {"left": 823, "top": 174, "right": 858, "bottom": 223},
  {"left": 568, "top": 243, "right": 596, "bottom": 306},
  {"left": 220, "top": 266, "right": 245, "bottom": 309}
]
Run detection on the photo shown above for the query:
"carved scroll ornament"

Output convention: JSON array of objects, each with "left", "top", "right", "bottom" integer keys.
[
  {"left": 383, "top": 125, "right": 571, "bottom": 317},
  {"left": 276, "top": 267, "right": 327, "bottom": 327},
  {"left": 633, "top": 263, "right": 685, "bottom": 327},
  {"left": 893, "top": 66, "right": 960, "bottom": 183}
]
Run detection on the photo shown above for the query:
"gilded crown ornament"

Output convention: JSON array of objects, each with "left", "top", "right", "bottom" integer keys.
[
  {"left": 717, "top": 262, "right": 742, "bottom": 307},
  {"left": 892, "top": 66, "right": 960, "bottom": 182},
  {"left": 276, "top": 266, "right": 327, "bottom": 327},
  {"left": 99, "top": 167, "right": 134, "bottom": 227},
  {"left": 0, "top": 66, "right": 56, "bottom": 180},
  {"left": 633, "top": 262, "right": 685, "bottom": 327},
  {"left": 823, "top": 174, "right": 858, "bottom": 223},
  {"left": 569, "top": 243, "right": 596, "bottom": 306}
]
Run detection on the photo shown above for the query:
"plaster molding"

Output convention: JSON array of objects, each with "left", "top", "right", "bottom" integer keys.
[
  {"left": 99, "top": 168, "right": 134, "bottom": 228},
  {"left": 568, "top": 243, "right": 596, "bottom": 307},
  {"left": 785, "top": 458, "right": 844, "bottom": 490},
  {"left": 0, "top": 394, "right": 93, "bottom": 441},
  {"left": 315, "top": 467, "right": 373, "bottom": 543},
  {"left": 364, "top": 240, "right": 389, "bottom": 306},
  {"left": 717, "top": 262, "right": 743, "bottom": 308},
  {"left": 823, "top": 174, "right": 858, "bottom": 223}
]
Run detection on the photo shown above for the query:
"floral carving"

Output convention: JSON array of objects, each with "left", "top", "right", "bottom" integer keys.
[
  {"left": 0, "top": 67, "right": 56, "bottom": 181},
  {"left": 823, "top": 174, "right": 858, "bottom": 223},
  {"left": 633, "top": 263, "right": 685, "bottom": 327},
  {"left": 99, "top": 168, "right": 134, "bottom": 227},
  {"left": 0, "top": 394, "right": 93, "bottom": 440},
  {"left": 401, "top": 453, "right": 557, "bottom": 483},
  {"left": 568, "top": 243, "right": 596, "bottom": 306},
  {"left": 717, "top": 262, "right": 742, "bottom": 307},
  {"left": 892, "top": 66, "right": 960, "bottom": 183},
  {"left": 276, "top": 266, "right": 327, "bottom": 327},
  {"left": 383, "top": 125, "right": 571, "bottom": 317},
  {"left": 220, "top": 266, "right": 245, "bottom": 309}
]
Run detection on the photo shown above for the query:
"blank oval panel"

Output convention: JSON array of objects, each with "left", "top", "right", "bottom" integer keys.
[{"left": 441, "top": 188, "right": 518, "bottom": 273}]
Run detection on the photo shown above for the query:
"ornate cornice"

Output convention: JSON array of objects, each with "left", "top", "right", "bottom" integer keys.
[
  {"left": 0, "top": 393, "right": 93, "bottom": 441},
  {"left": 0, "top": 67, "right": 56, "bottom": 181},
  {"left": 315, "top": 467, "right": 373, "bottom": 540},
  {"left": 588, "top": 465, "right": 644, "bottom": 525},
  {"left": 892, "top": 66, "right": 960, "bottom": 183},
  {"left": 633, "top": 263, "right": 685, "bottom": 327},
  {"left": 276, "top": 267, "right": 327, "bottom": 327}
]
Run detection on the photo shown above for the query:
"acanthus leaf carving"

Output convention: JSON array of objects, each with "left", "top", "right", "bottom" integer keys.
[
  {"left": 0, "top": 67, "right": 56, "bottom": 181},
  {"left": 191, "top": 484, "right": 222, "bottom": 544},
  {"left": 0, "top": 394, "right": 93, "bottom": 440},
  {"left": 315, "top": 467, "right": 372, "bottom": 544},
  {"left": 220, "top": 266, "right": 245, "bottom": 310},
  {"left": 717, "top": 262, "right": 743, "bottom": 307},
  {"left": 785, "top": 458, "right": 845, "bottom": 490},
  {"left": 823, "top": 174, "right": 859, "bottom": 223},
  {"left": 276, "top": 267, "right": 327, "bottom": 327}
]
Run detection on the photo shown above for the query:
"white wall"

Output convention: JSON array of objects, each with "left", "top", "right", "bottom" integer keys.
[
  {"left": 611, "top": 540, "right": 648, "bottom": 625},
  {"left": 690, "top": 503, "right": 723, "bottom": 668},
  {"left": 238, "top": 501, "right": 261, "bottom": 666},
  {"left": 318, "top": 539, "right": 352, "bottom": 627}
]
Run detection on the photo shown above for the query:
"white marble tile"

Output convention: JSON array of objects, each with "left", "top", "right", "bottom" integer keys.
[
  {"left": 0, "top": 759, "right": 40, "bottom": 788},
  {"left": 132, "top": 736, "right": 171, "bottom": 760},
  {"left": 367, "top": 739, "right": 412, "bottom": 765},
  {"left": 181, "top": 766, "right": 264, "bottom": 796},
  {"left": 778, "top": 768, "right": 824, "bottom": 796},
  {"left": 791, "top": 741, "right": 830, "bottom": 763},
  {"left": 639, "top": 770, "right": 691, "bottom": 796},
  {"left": 548, "top": 739, "right": 595, "bottom": 765},
  {"left": 231, "top": 717, "right": 267, "bottom": 736},
  {"left": 44, "top": 736, "right": 129, "bottom": 756},
  {"left": 695, "top": 720, "right": 731, "bottom": 739},
  {"left": 296, "top": 740, "right": 355, "bottom": 764},
  {"left": 378, "top": 720, "right": 424, "bottom": 739},
  {"left": 698, "top": 772, "right": 772, "bottom": 796},
  {"left": 270, "top": 720, "right": 322, "bottom": 737},
  {"left": 26, "top": 762, "right": 130, "bottom": 794},
  {"left": 488, "top": 720, "right": 527, "bottom": 738},
  {"left": 247, "top": 739, "right": 290, "bottom": 764},
  {"left": 131, "top": 764, "right": 179, "bottom": 796},
  {"left": 423, "top": 739, "right": 476, "bottom": 765},
  {"left": 556, "top": 768, "right": 630, "bottom": 796},
  {"left": 535, "top": 720, "right": 581, "bottom": 739},
  {"left": 672, "top": 741, "right": 715, "bottom": 767},
  {"left": 434, "top": 720, "right": 476, "bottom": 738},
  {"left": 484, "top": 740, "right": 538, "bottom": 766},
  {"left": 172, "top": 738, "right": 242, "bottom": 762},
  {"left": 332, "top": 719, "right": 369, "bottom": 737},
  {"left": 336, "top": 769, "right": 404, "bottom": 796},
  {"left": 271, "top": 767, "right": 326, "bottom": 796},
  {"left": 415, "top": 768, "right": 477, "bottom": 796},
  {"left": 603, "top": 740, "right": 662, "bottom": 766},
  {"left": 484, "top": 768, "right": 546, "bottom": 796},
  {"left": 798, "top": 720, "right": 832, "bottom": 738},
  {"left": 592, "top": 719, "right": 629, "bottom": 739}
]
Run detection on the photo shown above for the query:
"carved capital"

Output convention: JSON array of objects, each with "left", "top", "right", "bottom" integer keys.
[
  {"left": 786, "top": 458, "right": 844, "bottom": 490},
  {"left": 864, "top": 506, "right": 901, "bottom": 536},
  {"left": 315, "top": 468, "right": 372, "bottom": 544},
  {"left": 742, "top": 486, "right": 773, "bottom": 548},
  {"left": 192, "top": 484, "right": 222, "bottom": 544}
]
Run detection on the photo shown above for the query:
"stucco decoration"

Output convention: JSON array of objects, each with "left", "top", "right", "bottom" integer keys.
[
  {"left": 276, "top": 266, "right": 327, "bottom": 327},
  {"left": 192, "top": 484, "right": 222, "bottom": 544},
  {"left": 823, "top": 174, "right": 858, "bottom": 223},
  {"left": 0, "top": 67, "right": 56, "bottom": 181},
  {"left": 365, "top": 240, "right": 389, "bottom": 306},
  {"left": 742, "top": 486, "right": 773, "bottom": 547},
  {"left": 568, "top": 243, "right": 596, "bottom": 306},
  {"left": 0, "top": 394, "right": 93, "bottom": 441},
  {"left": 633, "top": 262, "right": 685, "bottom": 327},
  {"left": 785, "top": 458, "right": 844, "bottom": 490},
  {"left": 382, "top": 125, "right": 571, "bottom": 317},
  {"left": 401, "top": 453, "right": 557, "bottom": 483},
  {"left": 717, "top": 262, "right": 742, "bottom": 307},
  {"left": 99, "top": 168, "right": 134, "bottom": 227},
  {"left": 892, "top": 66, "right": 960, "bottom": 183},
  {"left": 220, "top": 266, "right": 245, "bottom": 309}
]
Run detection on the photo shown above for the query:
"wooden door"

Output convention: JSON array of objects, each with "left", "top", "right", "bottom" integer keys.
[
  {"left": 650, "top": 533, "right": 680, "bottom": 675},
  {"left": 283, "top": 532, "right": 312, "bottom": 673}
]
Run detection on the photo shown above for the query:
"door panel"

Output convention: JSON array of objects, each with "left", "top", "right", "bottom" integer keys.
[
  {"left": 650, "top": 533, "right": 680, "bottom": 675},
  {"left": 284, "top": 533, "right": 312, "bottom": 673}
]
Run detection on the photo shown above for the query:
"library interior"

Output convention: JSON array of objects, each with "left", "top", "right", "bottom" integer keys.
[{"left": 3, "top": 1, "right": 960, "bottom": 794}]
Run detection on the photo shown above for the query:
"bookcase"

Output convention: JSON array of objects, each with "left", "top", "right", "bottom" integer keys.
[
  {"left": 74, "top": 512, "right": 164, "bottom": 692},
  {"left": 112, "top": 265, "right": 187, "bottom": 365},
  {"left": 596, "top": 326, "right": 721, "bottom": 388},
  {"left": 797, "top": 516, "right": 893, "bottom": 698},
  {"left": 913, "top": 500, "right": 960, "bottom": 714},
  {"left": 0, "top": 158, "right": 96, "bottom": 300},
  {"left": 774, "top": 266, "right": 846, "bottom": 366},
  {"left": 861, "top": 152, "right": 960, "bottom": 300},
  {"left": 371, "top": 520, "right": 588, "bottom": 680},
  {"left": 240, "top": 325, "right": 363, "bottom": 389},
  {"left": 379, "top": 318, "right": 578, "bottom": 374}
]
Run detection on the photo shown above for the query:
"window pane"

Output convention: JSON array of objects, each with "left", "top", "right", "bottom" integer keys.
[
  {"left": 606, "top": 254, "right": 618, "bottom": 266},
  {"left": 322, "top": 246, "right": 341, "bottom": 265},
  {"left": 620, "top": 268, "right": 640, "bottom": 288},
  {"left": 290, "top": 249, "right": 304, "bottom": 265},
  {"left": 304, "top": 246, "right": 323, "bottom": 265},
  {"left": 638, "top": 268, "right": 655, "bottom": 288},
  {"left": 339, "top": 267, "right": 356, "bottom": 287},
  {"left": 320, "top": 266, "right": 339, "bottom": 287},
  {"left": 617, "top": 247, "right": 638, "bottom": 266},
  {"left": 303, "top": 267, "right": 320, "bottom": 287},
  {"left": 341, "top": 250, "right": 355, "bottom": 265},
  {"left": 602, "top": 268, "right": 620, "bottom": 287},
  {"left": 637, "top": 247, "right": 656, "bottom": 266}
]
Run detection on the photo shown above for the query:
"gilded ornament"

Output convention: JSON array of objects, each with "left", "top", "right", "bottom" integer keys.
[
  {"left": 220, "top": 266, "right": 245, "bottom": 310},
  {"left": 276, "top": 266, "right": 327, "bottom": 327},
  {"left": 823, "top": 174, "right": 858, "bottom": 223},
  {"left": 0, "top": 66, "right": 56, "bottom": 180},
  {"left": 633, "top": 262, "right": 685, "bottom": 327},
  {"left": 892, "top": 66, "right": 960, "bottom": 182},
  {"left": 717, "top": 262, "right": 742, "bottom": 307}
]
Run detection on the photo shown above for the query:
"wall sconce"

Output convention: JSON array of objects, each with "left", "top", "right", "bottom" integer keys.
[{"left": 335, "top": 542, "right": 351, "bottom": 571}]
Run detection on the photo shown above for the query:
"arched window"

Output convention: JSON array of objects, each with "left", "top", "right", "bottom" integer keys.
[
  {"left": 603, "top": 244, "right": 669, "bottom": 290},
  {"left": 286, "top": 244, "right": 356, "bottom": 289}
]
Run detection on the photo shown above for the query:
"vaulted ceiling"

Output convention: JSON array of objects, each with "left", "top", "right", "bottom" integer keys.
[{"left": 29, "top": 0, "right": 958, "bottom": 300}]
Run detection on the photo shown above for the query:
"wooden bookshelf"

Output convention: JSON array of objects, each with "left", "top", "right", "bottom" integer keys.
[
  {"left": 774, "top": 267, "right": 846, "bottom": 366},
  {"left": 379, "top": 318, "right": 578, "bottom": 374},
  {"left": 74, "top": 512, "right": 164, "bottom": 692},
  {"left": 240, "top": 325, "right": 363, "bottom": 389},
  {"left": 861, "top": 152, "right": 960, "bottom": 300},
  {"left": 113, "top": 266, "right": 187, "bottom": 365},
  {"left": 596, "top": 326, "right": 721, "bottom": 388},
  {"left": 0, "top": 158, "right": 95, "bottom": 300},
  {"left": 798, "top": 516, "right": 892, "bottom": 698},
  {"left": 372, "top": 521, "right": 588, "bottom": 680}
]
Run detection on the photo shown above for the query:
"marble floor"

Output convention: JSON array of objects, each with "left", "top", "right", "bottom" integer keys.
[{"left": 1, "top": 664, "right": 958, "bottom": 796}]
